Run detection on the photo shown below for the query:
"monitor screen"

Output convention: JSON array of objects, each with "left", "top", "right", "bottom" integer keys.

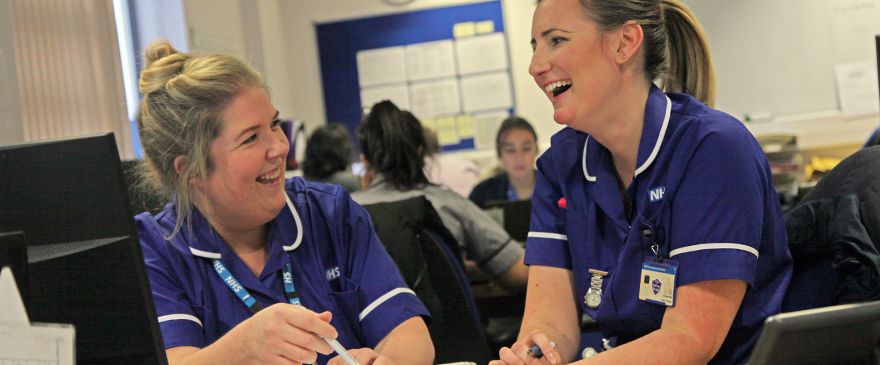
[
  {"left": 482, "top": 199, "right": 532, "bottom": 243},
  {"left": 0, "top": 133, "right": 167, "bottom": 365},
  {"left": 748, "top": 300, "right": 880, "bottom": 365}
]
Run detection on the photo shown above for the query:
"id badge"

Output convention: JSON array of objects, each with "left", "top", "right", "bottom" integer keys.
[{"left": 638, "top": 259, "right": 679, "bottom": 307}]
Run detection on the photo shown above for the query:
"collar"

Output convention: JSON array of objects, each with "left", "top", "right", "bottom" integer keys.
[
  {"left": 582, "top": 86, "right": 672, "bottom": 182},
  {"left": 185, "top": 191, "right": 304, "bottom": 259}
]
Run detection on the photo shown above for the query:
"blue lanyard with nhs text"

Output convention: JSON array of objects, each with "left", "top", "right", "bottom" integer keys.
[{"left": 212, "top": 259, "right": 301, "bottom": 314}]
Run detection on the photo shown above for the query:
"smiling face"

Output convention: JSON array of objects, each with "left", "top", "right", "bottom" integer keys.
[
  {"left": 499, "top": 128, "right": 538, "bottom": 180},
  {"left": 196, "top": 86, "right": 289, "bottom": 233},
  {"left": 529, "top": 0, "right": 623, "bottom": 132}
]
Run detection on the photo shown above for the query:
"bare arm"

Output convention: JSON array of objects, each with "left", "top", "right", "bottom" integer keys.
[
  {"left": 496, "top": 255, "right": 530, "bottom": 293},
  {"left": 326, "top": 316, "right": 434, "bottom": 365}
]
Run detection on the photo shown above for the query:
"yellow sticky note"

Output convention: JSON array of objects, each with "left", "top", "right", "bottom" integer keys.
[
  {"left": 421, "top": 118, "right": 436, "bottom": 131},
  {"left": 475, "top": 20, "right": 495, "bottom": 34},
  {"left": 437, "top": 128, "right": 460, "bottom": 145},
  {"left": 456, "top": 114, "right": 474, "bottom": 138},
  {"left": 435, "top": 116, "right": 456, "bottom": 129},
  {"left": 453, "top": 22, "right": 476, "bottom": 38}
]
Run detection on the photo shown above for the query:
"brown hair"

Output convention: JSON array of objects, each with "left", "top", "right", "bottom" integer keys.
[
  {"left": 539, "top": 0, "right": 716, "bottom": 107},
  {"left": 495, "top": 116, "right": 538, "bottom": 158},
  {"left": 135, "top": 40, "right": 266, "bottom": 237}
]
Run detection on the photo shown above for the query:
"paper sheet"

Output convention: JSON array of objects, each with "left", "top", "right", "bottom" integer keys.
[
  {"left": 834, "top": 60, "right": 880, "bottom": 118},
  {"left": 405, "top": 40, "right": 457, "bottom": 82},
  {"left": 356, "top": 46, "right": 407, "bottom": 87},
  {"left": 409, "top": 78, "right": 462, "bottom": 119},
  {"left": 455, "top": 32, "right": 509, "bottom": 75},
  {"left": 472, "top": 110, "right": 510, "bottom": 150},
  {"left": 459, "top": 71, "right": 513, "bottom": 113},
  {"left": 456, "top": 114, "right": 474, "bottom": 138},
  {"left": 360, "top": 84, "right": 411, "bottom": 110}
]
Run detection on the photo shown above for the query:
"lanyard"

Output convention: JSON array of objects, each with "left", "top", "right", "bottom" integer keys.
[{"left": 213, "top": 259, "right": 301, "bottom": 314}]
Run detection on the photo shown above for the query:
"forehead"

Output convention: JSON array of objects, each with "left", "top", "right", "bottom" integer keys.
[
  {"left": 220, "top": 87, "right": 273, "bottom": 131},
  {"left": 532, "top": 0, "right": 588, "bottom": 33},
  {"left": 501, "top": 128, "right": 536, "bottom": 144}
]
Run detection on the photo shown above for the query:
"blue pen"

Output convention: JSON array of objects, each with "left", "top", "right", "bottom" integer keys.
[{"left": 527, "top": 342, "right": 557, "bottom": 358}]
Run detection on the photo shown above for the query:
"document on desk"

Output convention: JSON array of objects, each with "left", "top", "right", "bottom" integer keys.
[{"left": 0, "top": 267, "right": 75, "bottom": 364}]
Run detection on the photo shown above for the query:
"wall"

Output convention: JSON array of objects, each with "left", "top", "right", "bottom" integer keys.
[{"left": 0, "top": 0, "right": 24, "bottom": 146}]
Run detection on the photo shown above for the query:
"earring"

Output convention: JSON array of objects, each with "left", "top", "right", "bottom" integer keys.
[{"left": 622, "top": 55, "right": 627, "bottom": 59}]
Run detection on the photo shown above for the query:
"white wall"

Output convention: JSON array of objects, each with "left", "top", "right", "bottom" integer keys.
[{"left": 0, "top": 0, "right": 23, "bottom": 146}]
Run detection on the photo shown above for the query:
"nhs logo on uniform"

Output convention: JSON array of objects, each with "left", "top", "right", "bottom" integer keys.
[
  {"left": 649, "top": 186, "right": 666, "bottom": 202},
  {"left": 325, "top": 267, "right": 340, "bottom": 281}
]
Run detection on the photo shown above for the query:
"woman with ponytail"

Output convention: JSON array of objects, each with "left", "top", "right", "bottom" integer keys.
[
  {"left": 133, "top": 41, "right": 433, "bottom": 365},
  {"left": 352, "top": 100, "right": 529, "bottom": 292},
  {"left": 493, "top": 0, "right": 791, "bottom": 364}
]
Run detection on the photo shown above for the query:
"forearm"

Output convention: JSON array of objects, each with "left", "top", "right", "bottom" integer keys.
[
  {"left": 497, "top": 255, "right": 529, "bottom": 293},
  {"left": 374, "top": 317, "right": 434, "bottom": 365},
  {"left": 574, "top": 326, "right": 713, "bottom": 365},
  {"left": 518, "top": 266, "right": 582, "bottom": 363}
]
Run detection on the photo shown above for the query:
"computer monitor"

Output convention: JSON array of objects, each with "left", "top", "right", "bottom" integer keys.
[
  {"left": 748, "top": 300, "right": 880, "bottom": 365},
  {"left": 0, "top": 133, "right": 167, "bottom": 365},
  {"left": 482, "top": 199, "right": 532, "bottom": 243}
]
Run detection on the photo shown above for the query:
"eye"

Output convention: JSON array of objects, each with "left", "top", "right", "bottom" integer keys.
[
  {"left": 242, "top": 134, "right": 257, "bottom": 145},
  {"left": 270, "top": 119, "right": 282, "bottom": 129},
  {"left": 550, "top": 36, "right": 567, "bottom": 46}
]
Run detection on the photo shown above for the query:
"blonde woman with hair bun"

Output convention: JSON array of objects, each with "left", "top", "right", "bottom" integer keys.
[
  {"left": 133, "top": 40, "right": 433, "bottom": 365},
  {"left": 492, "top": 0, "right": 792, "bottom": 364}
]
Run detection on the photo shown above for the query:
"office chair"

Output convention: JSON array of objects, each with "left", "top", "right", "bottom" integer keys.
[
  {"left": 782, "top": 146, "right": 880, "bottom": 312},
  {"left": 361, "top": 196, "right": 492, "bottom": 364}
]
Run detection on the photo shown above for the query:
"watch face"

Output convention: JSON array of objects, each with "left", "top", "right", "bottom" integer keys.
[{"left": 585, "top": 289, "right": 602, "bottom": 308}]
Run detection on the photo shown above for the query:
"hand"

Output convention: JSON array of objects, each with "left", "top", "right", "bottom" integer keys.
[
  {"left": 326, "top": 347, "right": 397, "bottom": 365},
  {"left": 237, "top": 303, "right": 337, "bottom": 364},
  {"left": 491, "top": 329, "right": 560, "bottom": 365}
]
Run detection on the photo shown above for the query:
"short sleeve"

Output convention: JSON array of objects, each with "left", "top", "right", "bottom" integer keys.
[
  {"left": 668, "top": 126, "right": 768, "bottom": 287},
  {"left": 135, "top": 214, "right": 206, "bottom": 349},
  {"left": 336, "top": 191, "right": 431, "bottom": 348},
  {"left": 524, "top": 151, "right": 572, "bottom": 269}
]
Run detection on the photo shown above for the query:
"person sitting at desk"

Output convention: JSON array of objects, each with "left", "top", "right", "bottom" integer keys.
[
  {"left": 493, "top": 0, "right": 792, "bottom": 364},
  {"left": 302, "top": 123, "right": 361, "bottom": 193},
  {"left": 469, "top": 116, "right": 539, "bottom": 208},
  {"left": 132, "top": 40, "right": 433, "bottom": 365},
  {"left": 351, "top": 100, "right": 529, "bottom": 293}
]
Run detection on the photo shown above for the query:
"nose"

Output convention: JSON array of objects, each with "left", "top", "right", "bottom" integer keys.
[
  {"left": 529, "top": 48, "right": 551, "bottom": 79},
  {"left": 267, "top": 129, "right": 289, "bottom": 160}
]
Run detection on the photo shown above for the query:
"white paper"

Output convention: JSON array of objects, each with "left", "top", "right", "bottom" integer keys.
[
  {"left": 405, "top": 40, "right": 457, "bottom": 82},
  {"left": 409, "top": 78, "right": 462, "bottom": 119},
  {"left": 829, "top": 0, "right": 880, "bottom": 62},
  {"left": 472, "top": 110, "right": 510, "bottom": 150},
  {"left": 356, "top": 46, "right": 407, "bottom": 88},
  {"left": 459, "top": 72, "right": 514, "bottom": 113},
  {"left": 0, "top": 267, "right": 28, "bottom": 326},
  {"left": 455, "top": 32, "right": 509, "bottom": 75},
  {"left": 834, "top": 61, "right": 880, "bottom": 118},
  {"left": 360, "top": 84, "right": 411, "bottom": 111}
]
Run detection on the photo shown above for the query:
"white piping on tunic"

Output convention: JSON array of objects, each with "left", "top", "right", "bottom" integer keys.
[
  {"left": 158, "top": 314, "right": 203, "bottom": 327},
  {"left": 359, "top": 288, "right": 417, "bottom": 321},
  {"left": 283, "top": 193, "right": 304, "bottom": 251},
  {"left": 528, "top": 232, "right": 569, "bottom": 241},
  {"left": 669, "top": 243, "right": 759, "bottom": 258},
  {"left": 189, "top": 247, "right": 221, "bottom": 259}
]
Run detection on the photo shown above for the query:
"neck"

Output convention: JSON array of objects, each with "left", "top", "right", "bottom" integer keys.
[
  {"left": 590, "top": 81, "right": 650, "bottom": 188},
  {"left": 508, "top": 170, "right": 536, "bottom": 199}
]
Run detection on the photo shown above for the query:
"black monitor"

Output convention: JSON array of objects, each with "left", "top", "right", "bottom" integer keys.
[
  {"left": 747, "top": 300, "right": 880, "bottom": 365},
  {"left": 0, "top": 133, "right": 167, "bottom": 365},
  {"left": 482, "top": 199, "right": 532, "bottom": 243}
]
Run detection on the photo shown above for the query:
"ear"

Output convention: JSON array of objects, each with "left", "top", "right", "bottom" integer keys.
[
  {"left": 613, "top": 20, "right": 644, "bottom": 64},
  {"left": 175, "top": 155, "right": 206, "bottom": 190}
]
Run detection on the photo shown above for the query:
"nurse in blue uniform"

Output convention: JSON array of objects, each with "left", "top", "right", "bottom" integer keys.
[
  {"left": 133, "top": 40, "right": 433, "bottom": 365},
  {"left": 492, "top": 1, "right": 792, "bottom": 364}
]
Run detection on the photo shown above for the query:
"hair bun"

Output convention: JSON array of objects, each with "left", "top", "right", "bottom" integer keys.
[{"left": 139, "top": 40, "right": 189, "bottom": 94}]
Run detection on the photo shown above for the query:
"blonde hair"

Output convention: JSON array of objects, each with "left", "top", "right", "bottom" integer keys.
[
  {"left": 540, "top": 0, "right": 717, "bottom": 107},
  {"left": 135, "top": 40, "right": 266, "bottom": 237}
]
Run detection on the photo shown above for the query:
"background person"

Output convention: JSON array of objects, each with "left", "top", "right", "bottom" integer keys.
[
  {"left": 302, "top": 123, "right": 361, "bottom": 193},
  {"left": 493, "top": 0, "right": 792, "bottom": 364},
  {"left": 351, "top": 100, "right": 529, "bottom": 293},
  {"left": 468, "top": 116, "right": 539, "bottom": 208},
  {"left": 423, "top": 127, "right": 482, "bottom": 198},
  {"left": 133, "top": 41, "right": 433, "bottom": 365}
]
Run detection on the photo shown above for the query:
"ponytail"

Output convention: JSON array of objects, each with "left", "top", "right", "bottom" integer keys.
[{"left": 660, "top": 0, "right": 716, "bottom": 108}]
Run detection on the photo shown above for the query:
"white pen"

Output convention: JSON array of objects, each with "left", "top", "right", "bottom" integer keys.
[{"left": 319, "top": 335, "right": 361, "bottom": 365}]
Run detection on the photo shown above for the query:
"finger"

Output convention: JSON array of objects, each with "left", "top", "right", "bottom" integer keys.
[
  {"left": 372, "top": 355, "right": 394, "bottom": 365},
  {"left": 326, "top": 356, "right": 339, "bottom": 365},
  {"left": 499, "top": 346, "right": 528, "bottom": 365},
  {"left": 527, "top": 331, "right": 559, "bottom": 365},
  {"left": 280, "top": 305, "right": 339, "bottom": 340},
  {"left": 275, "top": 340, "right": 319, "bottom": 365},
  {"left": 265, "top": 319, "right": 333, "bottom": 356},
  {"left": 353, "top": 348, "right": 380, "bottom": 365}
]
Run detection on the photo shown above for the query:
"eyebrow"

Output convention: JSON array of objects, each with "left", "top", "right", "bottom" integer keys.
[
  {"left": 530, "top": 28, "right": 573, "bottom": 45},
  {"left": 235, "top": 110, "right": 280, "bottom": 141}
]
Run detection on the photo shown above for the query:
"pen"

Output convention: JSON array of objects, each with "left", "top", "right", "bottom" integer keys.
[
  {"left": 318, "top": 335, "right": 361, "bottom": 365},
  {"left": 526, "top": 342, "right": 557, "bottom": 359}
]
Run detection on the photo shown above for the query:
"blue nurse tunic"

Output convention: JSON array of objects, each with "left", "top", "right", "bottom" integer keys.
[
  {"left": 525, "top": 86, "right": 792, "bottom": 364},
  {"left": 135, "top": 177, "right": 429, "bottom": 364}
]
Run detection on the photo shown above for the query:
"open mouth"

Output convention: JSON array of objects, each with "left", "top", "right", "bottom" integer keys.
[
  {"left": 256, "top": 167, "right": 281, "bottom": 184},
  {"left": 545, "top": 80, "right": 572, "bottom": 97}
]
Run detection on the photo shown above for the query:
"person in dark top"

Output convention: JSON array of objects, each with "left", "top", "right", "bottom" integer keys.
[
  {"left": 469, "top": 116, "right": 539, "bottom": 208},
  {"left": 301, "top": 123, "right": 361, "bottom": 193}
]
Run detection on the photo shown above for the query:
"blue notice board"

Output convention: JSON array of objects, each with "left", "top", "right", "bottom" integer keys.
[{"left": 316, "top": 1, "right": 509, "bottom": 152}]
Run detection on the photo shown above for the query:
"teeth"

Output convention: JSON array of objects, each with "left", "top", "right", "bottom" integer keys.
[
  {"left": 545, "top": 80, "right": 572, "bottom": 93},
  {"left": 258, "top": 168, "right": 280, "bottom": 181}
]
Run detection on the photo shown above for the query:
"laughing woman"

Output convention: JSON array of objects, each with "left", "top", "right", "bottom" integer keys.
[
  {"left": 493, "top": 1, "right": 792, "bottom": 364},
  {"left": 133, "top": 40, "right": 433, "bottom": 365}
]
